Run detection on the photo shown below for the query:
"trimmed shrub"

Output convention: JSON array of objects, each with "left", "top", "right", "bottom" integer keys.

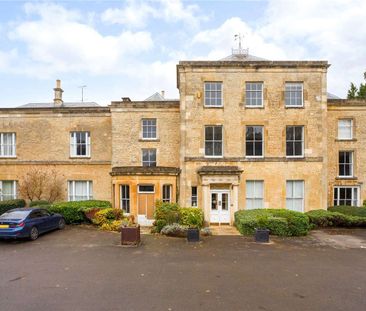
[
  {"left": 328, "top": 205, "right": 366, "bottom": 218},
  {"left": 179, "top": 207, "right": 204, "bottom": 229},
  {"left": 234, "top": 209, "right": 310, "bottom": 237},
  {"left": 93, "top": 208, "right": 123, "bottom": 226},
  {"left": 0, "top": 199, "right": 26, "bottom": 215},
  {"left": 161, "top": 223, "right": 188, "bottom": 237},
  {"left": 100, "top": 220, "right": 123, "bottom": 232},
  {"left": 29, "top": 200, "right": 50, "bottom": 207},
  {"left": 153, "top": 201, "right": 180, "bottom": 232},
  {"left": 306, "top": 209, "right": 366, "bottom": 228},
  {"left": 154, "top": 219, "right": 168, "bottom": 233},
  {"left": 47, "top": 200, "right": 112, "bottom": 224}
]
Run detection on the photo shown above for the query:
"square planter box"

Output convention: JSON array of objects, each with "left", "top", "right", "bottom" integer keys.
[
  {"left": 254, "top": 228, "right": 270, "bottom": 243},
  {"left": 187, "top": 228, "right": 200, "bottom": 242},
  {"left": 121, "top": 225, "right": 141, "bottom": 247}
]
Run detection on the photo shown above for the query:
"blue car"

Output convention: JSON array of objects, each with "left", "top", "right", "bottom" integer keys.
[{"left": 0, "top": 208, "right": 65, "bottom": 241}]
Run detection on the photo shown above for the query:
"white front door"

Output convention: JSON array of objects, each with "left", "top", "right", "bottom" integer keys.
[{"left": 210, "top": 191, "right": 230, "bottom": 224}]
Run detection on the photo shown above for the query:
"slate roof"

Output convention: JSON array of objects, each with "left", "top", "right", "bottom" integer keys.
[
  {"left": 144, "top": 92, "right": 178, "bottom": 102},
  {"left": 18, "top": 102, "right": 100, "bottom": 108},
  {"left": 327, "top": 92, "right": 341, "bottom": 100},
  {"left": 111, "top": 166, "right": 181, "bottom": 176},
  {"left": 220, "top": 53, "right": 267, "bottom": 61}
]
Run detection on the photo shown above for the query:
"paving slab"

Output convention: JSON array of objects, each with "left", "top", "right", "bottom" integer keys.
[{"left": 0, "top": 226, "right": 365, "bottom": 311}]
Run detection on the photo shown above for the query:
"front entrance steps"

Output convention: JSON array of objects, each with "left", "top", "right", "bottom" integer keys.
[{"left": 209, "top": 225, "right": 240, "bottom": 236}]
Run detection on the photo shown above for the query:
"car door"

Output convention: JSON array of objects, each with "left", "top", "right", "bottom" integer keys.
[
  {"left": 39, "top": 210, "right": 54, "bottom": 231},
  {"left": 29, "top": 210, "right": 48, "bottom": 233}
]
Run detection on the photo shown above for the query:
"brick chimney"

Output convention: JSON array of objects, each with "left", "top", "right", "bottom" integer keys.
[{"left": 53, "top": 79, "right": 64, "bottom": 106}]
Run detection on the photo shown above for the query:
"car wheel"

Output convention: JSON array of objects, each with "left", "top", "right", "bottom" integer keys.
[
  {"left": 58, "top": 218, "right": 66, "bottom": 230},
  {"left": 30, "top": 227, "right": 39, "bottom": 241}
]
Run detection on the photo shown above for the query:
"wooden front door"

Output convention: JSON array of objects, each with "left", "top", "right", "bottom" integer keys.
[{"left": 138, "top": 193, "right": 155, "bottom": 219}]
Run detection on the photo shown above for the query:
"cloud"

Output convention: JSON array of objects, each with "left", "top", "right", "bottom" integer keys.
[
  {"left": 192, "top": 17, "right": 287, "bottom": 60},
  {"left": 260, "top": 0, "right": 366, "bottom": 96},
  {"left": 101, "top": 0, "right": 208, "bottom": 29},
  {"left": 6, "top": 2, "right": 154, "bottom": 76},
  {"left": 191, "top": 0, "right": 366, "bottom": 97},
  {"left": 101, "top": 0, "right": 157, "bottom": 28}
]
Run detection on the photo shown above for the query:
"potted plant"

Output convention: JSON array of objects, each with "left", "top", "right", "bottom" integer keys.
[
  {"left": 254, "top": 216, "right": 270, "bottom": 243},
  {"left": 121, "top": 215, "right": 141, "bottom": 247},
  {"left": 185, "top": 212, "right": 201, "bottom": 242}
]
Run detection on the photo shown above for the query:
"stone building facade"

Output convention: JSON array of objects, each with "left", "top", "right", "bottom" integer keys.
[{"left": 0, "top": 55, "right": 365, "bottom": 225}]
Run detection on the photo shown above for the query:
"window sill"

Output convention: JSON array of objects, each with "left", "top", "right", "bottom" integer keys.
[
  {"left": 335, "top": 139, "right": 357, "bottom": 142},
  {"left": 243, "top": 104, "right": 264, "bottom": 109},
  {"left": 286, "top": 156, "right": 305, "bottom": 159},
  {"left": 285, "top": 106, "right": 304, "bottom": 109},
  {"left": 246, "top": 156, "right": 264, "bottom": 159},
  {"left": 203, "top": 105, "right": 224, "bottom": 109},
  {"left": 204, "top": 156, "right": 224, "bottom": 159},
  {"left": 139, "top": 139, "right": 160, "bottom": 142},
  {"left": 69, "top": 156, "right": 91, "bottom": 159},
  {"left": 0, "top": 156, "right": 17, "bottom": 159},
  {"left": 336, "top": 176, "right": 357, "bottom": 180}
]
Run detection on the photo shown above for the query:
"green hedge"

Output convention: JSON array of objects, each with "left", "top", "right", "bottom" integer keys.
[
  {"left": 328, "top": 206, "right": 366, "bottom": 218},
  {"left": 234, "top": 209, "right": 310, "bottom": 237},
  {"left": 29, "top": 200, "right": 50, "bottom": 207},
  {"left": 306, "top": 209, "right": 366, "bottom": 228},
  {"left": 47, "top": 200, "right": 112, "bottom": 224},
  {"left": 153, "top": 201, "right": 204, "bottom": 232},
  {"left": 179, "top": 207, "right": 204, "bottom": 229},
  {"left": 0, "top": 199, "right": 26, "bottom": 215},
  {"left": 154, "top": 201, "right": 180, "bottom": 232}
]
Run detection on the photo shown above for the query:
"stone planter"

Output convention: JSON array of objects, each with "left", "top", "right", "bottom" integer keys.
[
  {"left": 121, "top": 225, "right": 141, "bottom": 247},
  {"left": 187, "top": 228, "right": 200, "bottom": 242},
  {"left": 255, "top": 228, "right": 270, "bottom": 243}
]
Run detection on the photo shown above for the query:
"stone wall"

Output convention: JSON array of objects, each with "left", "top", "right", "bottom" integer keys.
[
  {"left": 0, "top": 108, "right": 112, "bottom": 202},
  {"left": 327, "top": 100, "right": 366, "bottom": 206},
  {"left": 110, "top": 102, "right": 180, "bottom": 168},
  {"left": 177, "top": 63, "right": 329, "bottom": 212}
]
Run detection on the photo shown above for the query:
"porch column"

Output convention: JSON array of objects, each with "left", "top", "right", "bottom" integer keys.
[
  {"left": 231, "top": 183, "right": 239, "bottom": 225},
  {"left": 202, "top": 183, "right": 210, "bottom": 224}
]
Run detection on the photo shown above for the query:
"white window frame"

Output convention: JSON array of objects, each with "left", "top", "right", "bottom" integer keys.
[
  {"left": 70, "top": 131, "right": 91, "bottom": 158},
  {"left": 338, "top": 151, "right": 354, "bottom": 178},
  {"left": 338, "top": 119, "right": 353, "bottom": 140},
  {"left": 191, "top": 186, "right": 198, "bottom": 207},
  {"left": 0, "top": 133, "right": 16, "bottom": 157},
  {"left": 138, "top": 185, "right": 155, "bottom": 193},
  {"left": 204, "top": 82, "right": 223, "bottom": 107},
  {"left": 246, "top": 180, "right": 264, "bottom": 210},
  {"left": 141, "top": 119, "right": 157, "bottom": 140},
  {"left": 285, "top": 82, "right": 304, "bottom": 107},
  {"left": 204, "top": 125, "right": 223, "bottom": 158},
  {"left": 333, "top": 186, "right": 360, "bottom": 207},
  {"left": 120, "top": 185, "right": 130, "bottom": 214},
  {"left": 162, "top": 184, "right": 172, "bottom": 203},
  {"left": 286, "top": 126, "right": 304, "bottom": 158},
  {"left": 286, "top": 180, "right": 304, "bottom": 212},
  {"left": 245, "top": 126, "right": 264, "bottom": 158},
  {"left": 142, "top": 148, "right": 157, "bottom": 167},
  {"left": 245, "top": 82, "right": 264, "bottom": 107},
  {"left": 0, "top": 180, "right": 17, "bottom": 201},
  {"left": 68, "top": 180, "right": 93, "bottom": 201}
]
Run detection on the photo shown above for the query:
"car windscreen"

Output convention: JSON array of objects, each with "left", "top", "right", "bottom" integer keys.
[{"left": 0, "top": 211, "right": 30, "bottom": 220}]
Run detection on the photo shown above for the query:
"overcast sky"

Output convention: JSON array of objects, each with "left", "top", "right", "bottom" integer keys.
[{"left": 0, "top": 0, "right": 365, "bottom": 107}]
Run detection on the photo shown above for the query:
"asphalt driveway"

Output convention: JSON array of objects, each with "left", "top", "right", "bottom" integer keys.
[{"left": 0, "top": 226, "right": 365, "bottom": 311}]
